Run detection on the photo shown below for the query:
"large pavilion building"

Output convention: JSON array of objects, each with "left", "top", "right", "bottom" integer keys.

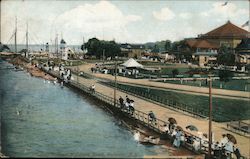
[
  {"left": 178, "top": 21, "right": 249, "bottom": 66},
  {"left": 199, "top": 20, "right": 249, "bottom": 49}
]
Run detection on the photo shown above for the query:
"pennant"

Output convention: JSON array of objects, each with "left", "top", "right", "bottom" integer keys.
[
  {"left": 222, "top": 2, "right": 228, "bottom": 6},
  {"left": 242, "top": 21, "right": 249, "bottom": 27}
]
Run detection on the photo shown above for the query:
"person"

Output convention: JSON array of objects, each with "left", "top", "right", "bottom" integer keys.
[
  {"left": 134, "top": 131, "right": 140, "bottom": 142},
  {"left": 224, "top": 140, "right": 234, "bottom": 158},
  {"left": 126, "top": 95, "right": 130, "bottom": 104},
  {"left": 162, "top": 124, "right": 169, "bottom": 134},
  {"left": 219, "top": 134, "right": 228, "bottom": 148},
  {"left": 125, "top": 100, "right": 130, "bottom": 111},
  {"left": 119, "top": 96, "right": 124, "bottom": 109},
  {"left": 148, "top": 111, "right": 156, "bottom": 125},
  {"left": 129, "top": 100, "right": 135, "bottom": 115},
  {"left": 90, "top": 84, "right": 95, "bottom": 93},
  {"left": 234, "top": 147, "right": 242, "bottom": 159},
  {"left": 213, "top": 141, "right": 222, "bottom": 159},
  {"left": 173, "top": 129, "right": 181, "bottom": 148},
  {"left": 192, "top": 137, "right": 201, "bottom": 151}
]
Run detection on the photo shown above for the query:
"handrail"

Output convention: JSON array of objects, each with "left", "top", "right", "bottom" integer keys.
[{"left": 43, "top": 68, "right": 243, "bottom": 158}]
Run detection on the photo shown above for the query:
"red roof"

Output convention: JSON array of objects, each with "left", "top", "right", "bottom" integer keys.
[
  {"left": 202, "top": 21, "right": 249, "bottom": 39},
  {"left": 186, "top": 39, "right": 219, "bottom": 49}
]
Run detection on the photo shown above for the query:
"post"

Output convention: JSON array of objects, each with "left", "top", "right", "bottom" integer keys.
[
  {"left": 114, "top": 56, "right": 117, "bottom": 107},
  {"left": 208, "top": 75, "right": 213, "bottom": 158}
]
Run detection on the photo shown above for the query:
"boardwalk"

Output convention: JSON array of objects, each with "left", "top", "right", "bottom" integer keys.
[{"left": 66, "top": 69, "right": 250, "bottom": 158}]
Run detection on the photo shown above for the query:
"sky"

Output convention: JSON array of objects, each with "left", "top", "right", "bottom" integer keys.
[{"left": 1, "top": 0, "right": 249, "bottom": 45}]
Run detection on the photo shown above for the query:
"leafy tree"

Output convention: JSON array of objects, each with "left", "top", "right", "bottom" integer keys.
[
  {"left": 85, "top": 38, "right": 121, "bottom": 59},
  {"left": 218, "top": 70, "right": 233, "bottom": 83},
  {"left": 152, "top": 44, "right": 160, "bottom": 53},
  {"left": 164, "top": 40, "right": 171, "bottom": 51},
  {"left": 172, "top": 69, "right": 179, "bottom": 77},
  {"left": 217, "top": 45, "right": 235, "bottom": 66}
]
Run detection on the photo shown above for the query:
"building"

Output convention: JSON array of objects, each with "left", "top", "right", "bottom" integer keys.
[
  {"left": 120, "top": 43, "right": 146, "bottom": 59},
  {"left": 235, "top": 38, "right": 250, "bottom": 64},
  {"left": 59, "top": 39, "right": 75, "bottom": 60},
  {"left": 179, "top": 39, "right": 219, "bottom": 66},
  {"left": 199, "top": 21, "right": 249, "bottom": 49}
]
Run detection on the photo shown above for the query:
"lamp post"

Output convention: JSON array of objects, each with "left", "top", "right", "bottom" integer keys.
[
  {"left": 208, "top": 74, "right": 213, "bottom": 158},
  {"left": 114, "top": 56, "right": 118, "bottom": 107}
]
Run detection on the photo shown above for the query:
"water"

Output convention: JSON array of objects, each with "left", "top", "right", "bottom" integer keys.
[{"left": 0, "top": 60, "right": 169, "bottom": 157}]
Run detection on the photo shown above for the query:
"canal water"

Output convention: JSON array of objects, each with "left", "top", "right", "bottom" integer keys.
[{"left": 0, "top": 60, "right": 169, "bottom": 157}]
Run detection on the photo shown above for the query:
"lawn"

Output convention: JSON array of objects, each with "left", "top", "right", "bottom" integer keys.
[
  {"left": 161, "top": 79, "right": 250, "bottom": 92},
  {"left": 112, "top": 82, "right": 250, "bottom": 122}
]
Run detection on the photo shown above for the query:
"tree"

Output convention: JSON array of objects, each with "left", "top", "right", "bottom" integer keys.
[
  {"left": 152, "top": 44, "right": 160, "bottom": 53},
  {"left": 164, "top": 40, "right": 171, "bottom": 51},
  {"left": 84, "top": 38, "right": 121, "bottom": 59},
  {"left": 217, "top": 45, "right": 236, "bottom": 66},
  {"left": 172, "top": 69, "right": 179, "bottom": 77},
  {"left": 218, "top": 70, "right": 233, "bottom": 88}
]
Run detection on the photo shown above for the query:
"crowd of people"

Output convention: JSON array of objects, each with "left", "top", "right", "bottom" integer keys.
[
  {"left": 159, "top": 122, "right": 242, "bottom": 159},
  {"left": 117, "top": 98, "right": 242, "bottom": 159},
  {"left": 119, "top": 95, "right": 135, "bottom": 115}
]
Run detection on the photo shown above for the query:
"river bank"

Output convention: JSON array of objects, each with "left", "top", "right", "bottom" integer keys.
[{"left": 9, "top": 56, "right": 56, "bottom": 81}]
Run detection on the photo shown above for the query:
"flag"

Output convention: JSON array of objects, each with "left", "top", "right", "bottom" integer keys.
[
  {"left": 222, "top": 2, "right": 228, "bottom": 6},
  {"left": 242, "top": 21, "right": 249, "bottom": 27}
]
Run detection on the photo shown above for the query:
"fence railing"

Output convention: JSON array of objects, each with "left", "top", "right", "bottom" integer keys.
[
  {"left": 101, "top": 81, "right": 208, "bottom": 119},
  {"left": 43, "top": 69, "right": 246, "bottom": 158}
]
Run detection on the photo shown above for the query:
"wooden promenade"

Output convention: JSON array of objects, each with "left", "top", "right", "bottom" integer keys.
[{"left": 44, "top": 68, "right": 250, "bottom": 158}]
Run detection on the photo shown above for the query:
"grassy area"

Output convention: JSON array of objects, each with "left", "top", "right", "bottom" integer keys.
[
  {"left": 110, "top": 82, "right": 250, "bottom": 122},
  {"left": 162, "top": 79, "right": 250, "bottom": 91},
  {"left": 139, "top": 61, "right": 173, "bottom": 66}
]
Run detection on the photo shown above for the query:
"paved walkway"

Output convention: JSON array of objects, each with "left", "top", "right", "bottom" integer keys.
[
  {"left": 70, "top": 71, "right": 250, "bottom": 158},
  {"left": 71, "top": 64, "right": 250, "bottom": 101}
]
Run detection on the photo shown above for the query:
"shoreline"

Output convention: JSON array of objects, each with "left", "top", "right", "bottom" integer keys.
[{"left": 9, "top": 56, "right": 56, "bottom": 81}]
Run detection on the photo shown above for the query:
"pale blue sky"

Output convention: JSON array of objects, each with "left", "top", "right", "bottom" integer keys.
[{"left": 1, "top": 0, "right": 249, "bottom": 45}]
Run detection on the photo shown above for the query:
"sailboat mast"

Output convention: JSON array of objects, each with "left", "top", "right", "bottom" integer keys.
[
  {"left": 14, "top": 17, "right": 17, "bottom": 54},
  {"left": 26, "top": 22, "right": 28, "bottom": 57}
]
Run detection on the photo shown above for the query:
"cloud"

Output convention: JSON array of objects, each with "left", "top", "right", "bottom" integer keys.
[
  {"left": 200, "top": 2, "right": 248, "bottom": 20},
  {"left": 153, "top": 7, "right": 175, "bottom": 21},
  {"left": 53, "top": 1, "right": 142, "bottom": 42},
  {"left": 179, "top": 12, "right": 192, "bottom": 19}
]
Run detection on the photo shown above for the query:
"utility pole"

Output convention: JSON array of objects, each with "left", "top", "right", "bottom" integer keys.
[
  {"left": 14, "top": 16, "right": 17, "bottom": 54},
  {"left": 114, "top": 56, "right": 117, "bottom": 107},
  {"left": 208, "top": 75, "right": 213, "bottom": 158}
]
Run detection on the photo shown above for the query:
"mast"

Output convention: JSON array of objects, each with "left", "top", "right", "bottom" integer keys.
[
  {"left": 14, "top": 16, "right": 17, "bottom": 54},
  {"left": 25, "top": 22, "right": 28, "bottom": 57}
]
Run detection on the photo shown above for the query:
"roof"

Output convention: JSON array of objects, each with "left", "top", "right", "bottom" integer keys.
[
  {"left": 120, "top": 43, "right": 145, "bottom": 49},
  {"left": 186, "top": 39, "right": 219, "bottom": 49},
  {"left": 201, "top": 21, "right": 249, "bottom": 39},
  {"left": 121, "top": 58, "right": 143, "bottom": 68}
]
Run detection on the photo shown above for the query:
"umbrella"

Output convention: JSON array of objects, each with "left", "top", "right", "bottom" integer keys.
[
  {"left": 186, "top": 125, "right": 198, "bottom": 131},
  {"left": 227, "top": 133, "right": 237, "bottom": 144},
  {"left": 176, "top": 126, "right": 183, "bottom": 131},
  {"left": 168, "top": 117, "right": 177, "bottom": 124}
]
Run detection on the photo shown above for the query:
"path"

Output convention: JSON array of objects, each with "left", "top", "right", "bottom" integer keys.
[
  {"left": 71, "top": 72, "right": 250, "bottom": 158},
  {"left": 70, "top": 63, "right": 250, "bottom": 101}
]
